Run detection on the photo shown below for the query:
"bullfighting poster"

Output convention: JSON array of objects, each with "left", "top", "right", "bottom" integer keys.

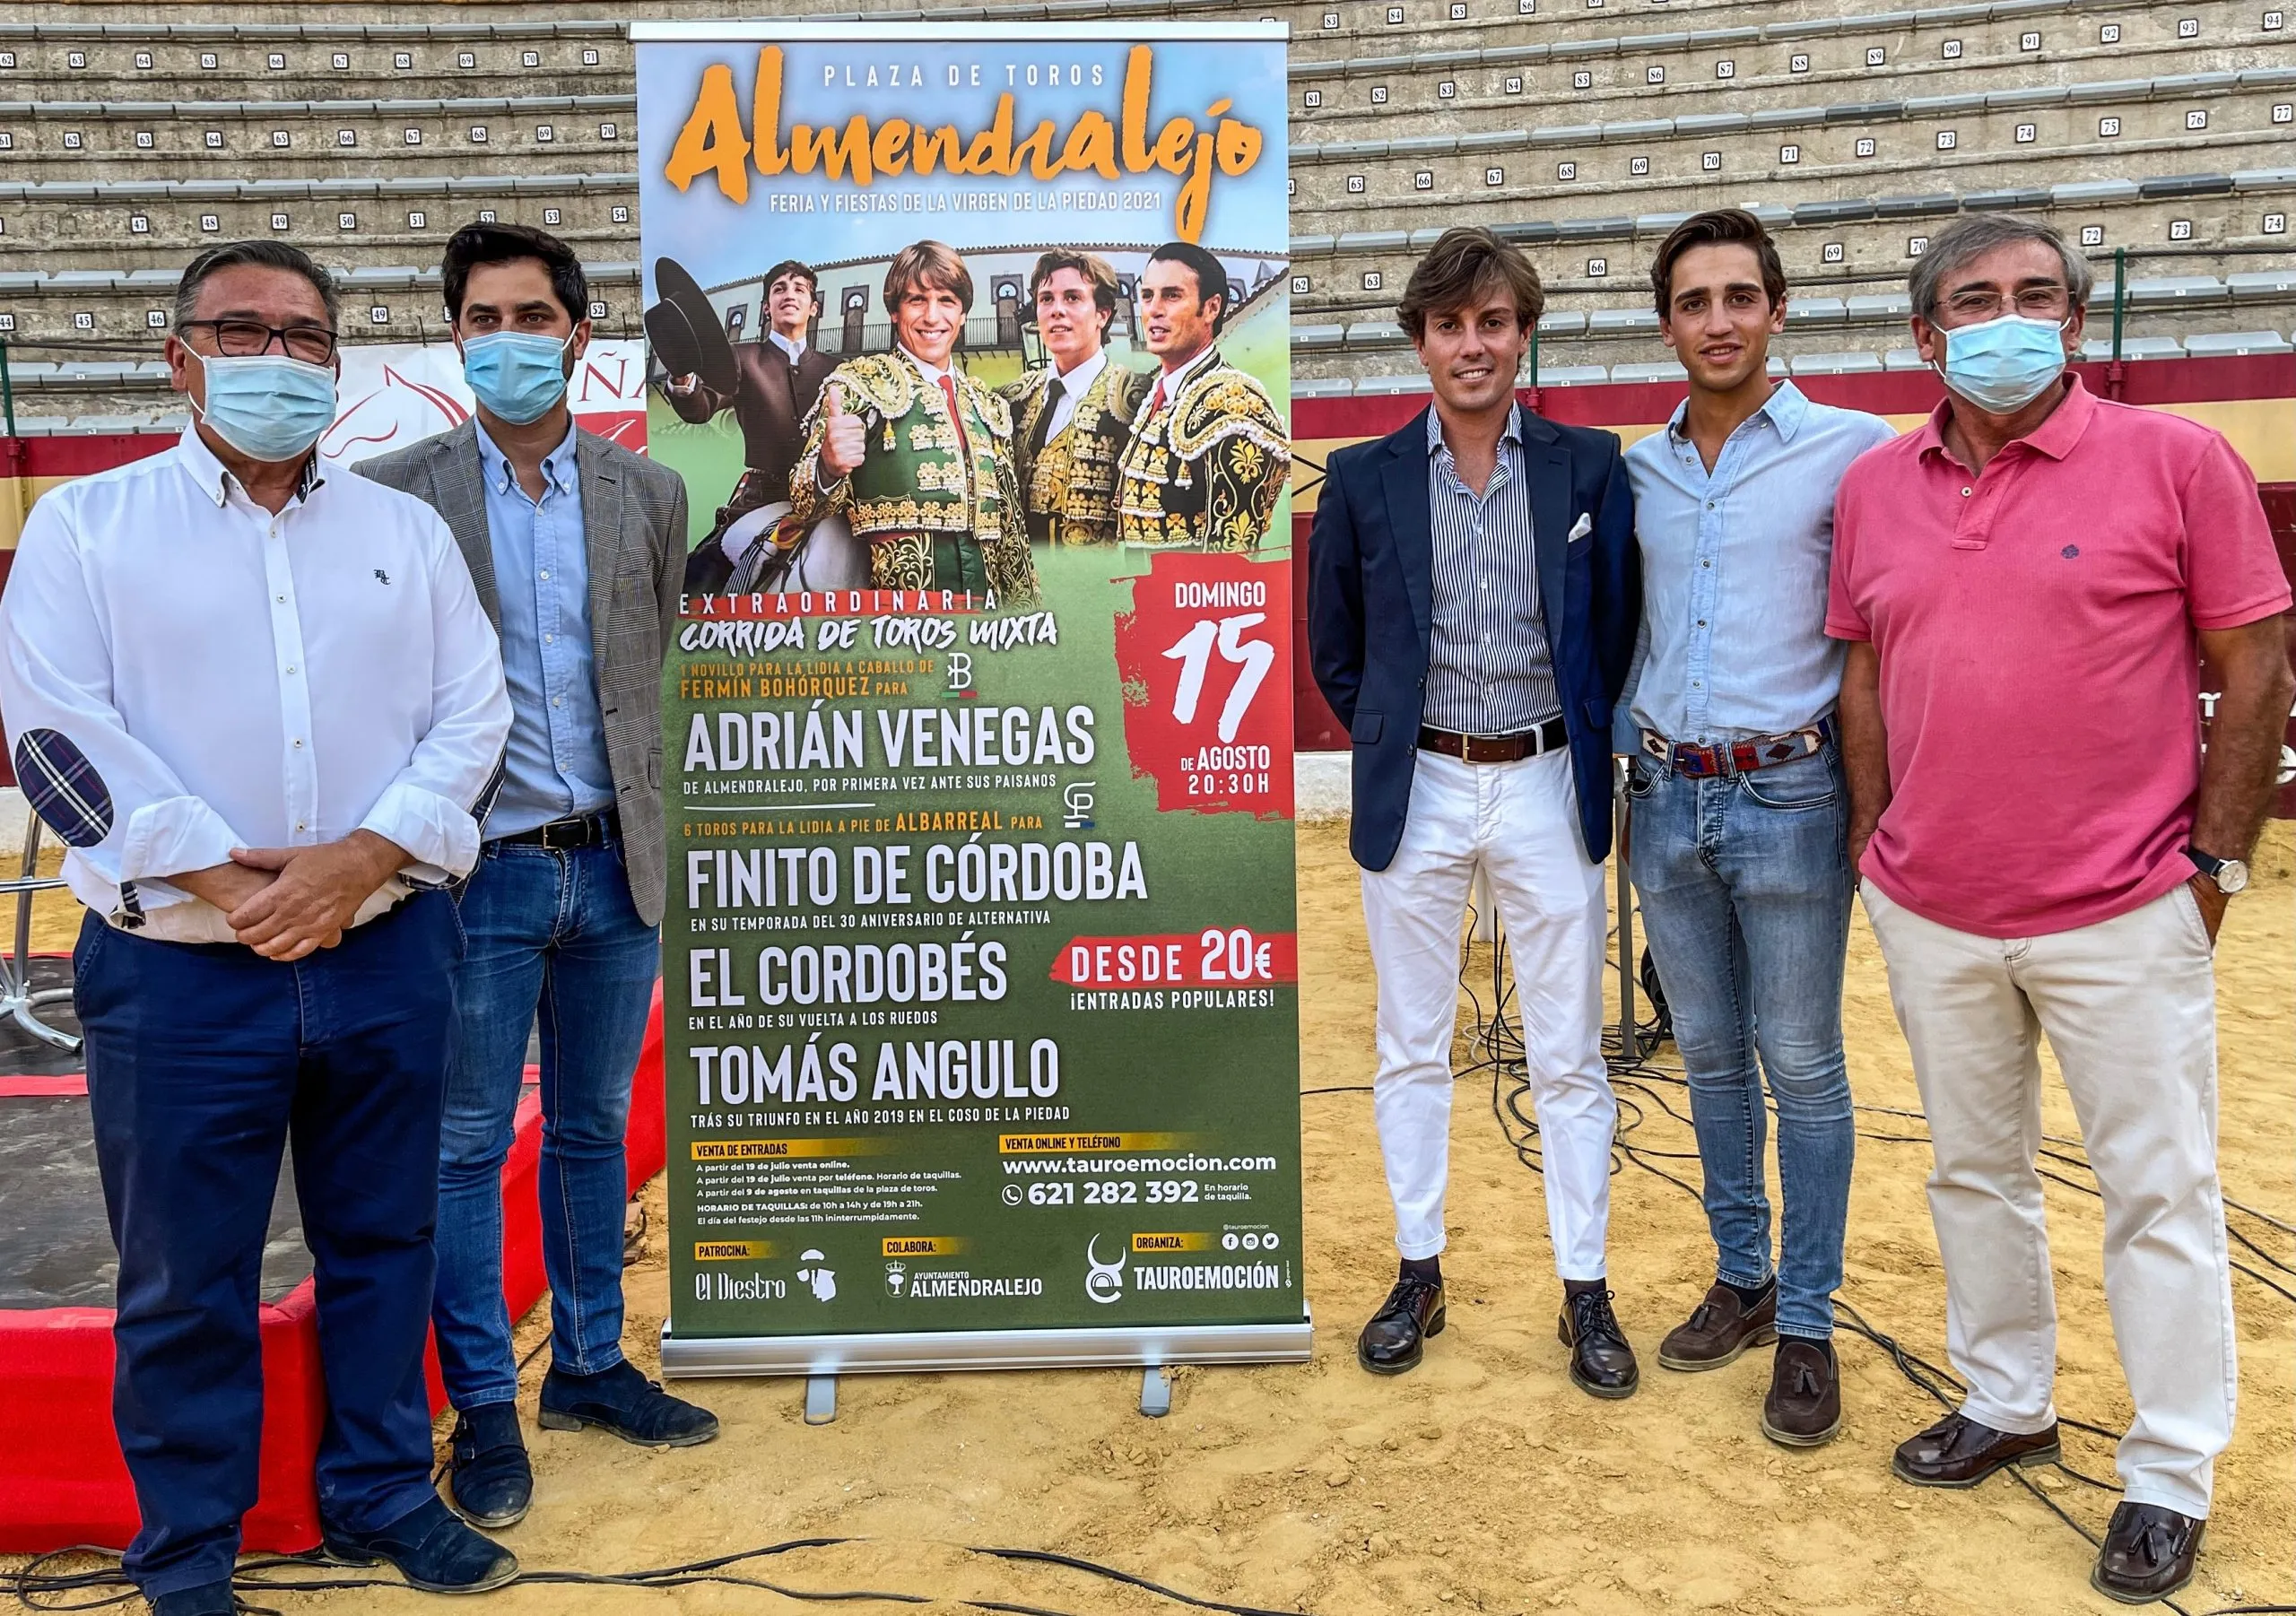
[{"left": 633, "top": 19, "right": 1309, "bottom": 1376}]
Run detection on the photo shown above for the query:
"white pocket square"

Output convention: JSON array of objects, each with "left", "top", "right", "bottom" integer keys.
[{"left": 1568, "top": 512, "right": 1593, "bottom": 543}]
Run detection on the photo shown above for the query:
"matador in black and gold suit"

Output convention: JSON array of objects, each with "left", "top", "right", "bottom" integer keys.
[
  {"left": 1001, "top": 360, "right": 1153, "bottom": 547},
  {"left": 1113, "top": 345, "right": 1290, "bottom": 550}
]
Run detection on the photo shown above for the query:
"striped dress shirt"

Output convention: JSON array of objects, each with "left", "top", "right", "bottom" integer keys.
[{"left": 1423, "top": 404, "right": 1560, "bottom": 735}]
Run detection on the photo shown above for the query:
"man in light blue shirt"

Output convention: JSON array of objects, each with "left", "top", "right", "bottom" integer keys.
[
  {"left": 1620, "top": 211, "right": 1896, "bottom": 1448},
  {"left": 476, "top": 420, "right": 614, "bottom": 835},
  {"left": 358, "top": 222, "right": 715, "bottom": 1535}
]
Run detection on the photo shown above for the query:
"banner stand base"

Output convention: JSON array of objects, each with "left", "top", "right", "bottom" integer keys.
[
  {"left": 659, "top": 1316, "right": 1313, "bottom": 1382},
  {"left": 1139, "top": 1366, "right": 1171, "bottom": 1418},
  {"left": 804, "top": 1376, "right": 838, "bottom": 1425}
]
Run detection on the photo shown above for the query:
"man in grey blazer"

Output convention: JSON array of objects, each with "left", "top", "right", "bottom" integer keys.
[{"left": 357, "top": 222, "right": 717, "bottom": 1534}]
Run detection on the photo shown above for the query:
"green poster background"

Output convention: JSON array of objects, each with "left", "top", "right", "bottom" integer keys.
[
  {"left": 639, "top": 22, "right": 1304, "bottom": 1347},
  {"left": 660, "top": 545, "right": 1304, "bottom": 1338}
]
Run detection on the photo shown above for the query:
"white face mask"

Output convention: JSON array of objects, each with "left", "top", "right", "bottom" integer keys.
[{"left": 1935, "top": 312, "right": 2072, "bottom": 414}]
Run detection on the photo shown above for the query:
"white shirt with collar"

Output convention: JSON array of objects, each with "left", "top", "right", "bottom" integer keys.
[
  {"left": 898, "top": 343, "right": 953, "bottom": 387},
  {"left": 1142, "top": 342, "right": 1219, "bottom": 419},
  {"left": 769, "top": 329, "right": 807, "bottom": 364},
  {"left": 0, "top": 427, "right": 512, "bottom": 943},
  {"left": 1041, "top": 347, "right": 1109, "bottom": 442}
]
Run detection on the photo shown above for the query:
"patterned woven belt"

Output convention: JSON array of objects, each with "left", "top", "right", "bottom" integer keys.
[{"left": 1639, "top": 717, "right": 1834, "bottom": 779}]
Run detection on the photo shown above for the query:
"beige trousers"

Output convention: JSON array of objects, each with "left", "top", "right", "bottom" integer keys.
[{"left": 1860, "top": 880, "right": 2235, "bottom": 1518}]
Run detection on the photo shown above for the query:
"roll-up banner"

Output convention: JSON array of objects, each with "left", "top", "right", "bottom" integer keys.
[{"left": 633, "top": 19, "right": 1309, "bottom": 1377}]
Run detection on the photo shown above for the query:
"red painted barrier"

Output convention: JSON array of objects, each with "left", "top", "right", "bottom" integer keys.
[{"left": 0, "top": 981, "right": 667, "bottom": 1556}]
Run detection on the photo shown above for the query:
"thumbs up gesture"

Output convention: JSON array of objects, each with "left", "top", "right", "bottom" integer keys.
[{"left": 820, "top": 381, "right": 866, "bottom": 480}]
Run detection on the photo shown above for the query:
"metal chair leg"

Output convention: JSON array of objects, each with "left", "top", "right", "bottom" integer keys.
[{"left": 4, "top": 814, "right": 82, "bottom": 1054}]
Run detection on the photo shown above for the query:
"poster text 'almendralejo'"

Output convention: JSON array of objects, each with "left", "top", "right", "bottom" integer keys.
[{"left": 663, "top": 44, "right": 1265, "bottom": 242}]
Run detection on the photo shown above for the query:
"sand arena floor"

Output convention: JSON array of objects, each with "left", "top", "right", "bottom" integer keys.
[{"left": 8, "top": 824, "right": 2292, "bottom": 1616}]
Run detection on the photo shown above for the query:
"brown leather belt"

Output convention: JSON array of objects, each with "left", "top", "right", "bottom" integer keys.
[
  {"left": 1418, "top": 717, "right": 1570, "bottom": 763},
  {"left": 1639, "top": 717, "right": 1834, "bottom": 779}
]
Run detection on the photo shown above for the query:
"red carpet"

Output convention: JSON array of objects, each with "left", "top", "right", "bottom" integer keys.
[{"left": 0, "top": 983, "right": 666, "bottom": 1554}]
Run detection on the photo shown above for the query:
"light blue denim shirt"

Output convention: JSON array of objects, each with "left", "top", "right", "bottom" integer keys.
[
  {"left": 474, "top": 418, "right": 615, "bottom": 837},
  {"left": 1622, "top": 381, "right": 1898, "bottom": 745}
]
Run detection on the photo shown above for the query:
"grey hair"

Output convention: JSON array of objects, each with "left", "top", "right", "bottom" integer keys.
[
  {"left": 1909, "top": 213, "right": 2093, "bottom": 320},
  {"left": 174, "top": 240, "right": 342, "bottom": 330}
]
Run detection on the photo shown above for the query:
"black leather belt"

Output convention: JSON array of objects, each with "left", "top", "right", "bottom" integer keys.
[
  {"left": 498, "top": 809, "right": 619, "bottom": 850},
  {"left": 1418, "top": 716, "right": 1570, "bottom": 763}
]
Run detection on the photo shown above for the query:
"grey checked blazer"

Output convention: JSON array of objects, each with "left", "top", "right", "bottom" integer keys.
[{"left": 355, "top": 420, "right": 688, "bottom": 927}]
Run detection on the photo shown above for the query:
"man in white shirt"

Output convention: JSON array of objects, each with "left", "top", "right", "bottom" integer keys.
[{"left": 0, "top": 240, "right": 514, "bottom": 1616}]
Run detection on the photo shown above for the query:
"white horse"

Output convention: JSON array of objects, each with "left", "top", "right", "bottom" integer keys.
[{"left": 719, "top": 502, "right": 872, "bottom": 594}]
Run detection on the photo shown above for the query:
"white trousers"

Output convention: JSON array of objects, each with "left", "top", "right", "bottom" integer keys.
[
  {"left": 1862, "top": 880, "right": 2235, "bottom": 1517},
  {"left": 1360, "top": 748, "right": 1613, "bottom": 1275}
]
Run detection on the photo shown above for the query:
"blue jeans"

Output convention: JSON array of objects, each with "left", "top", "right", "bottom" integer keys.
[
  {"left": 433, "top": 836, "right": 660, "bottom": 1411},
  {"left": 1626, "top": 746, "right": 1855, "bottom": 1341},
  {"left": 74, "top": 895, "right": 458, "bottom": 1598}
]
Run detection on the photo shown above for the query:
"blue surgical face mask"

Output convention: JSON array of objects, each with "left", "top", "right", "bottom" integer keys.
[
  {"left": 462, "top": 331, "right": 573, "bottom": 425},
  {"left": 189, "top": 351, "right": 338, "bottom": 464},
  {"left": 1935, "top": 313, "right": 2071, "bottom": 414}
]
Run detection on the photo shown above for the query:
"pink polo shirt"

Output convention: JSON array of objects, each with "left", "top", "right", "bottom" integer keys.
[{"left": 1826, "top": 376, "right": 2291, "bottom": 939}]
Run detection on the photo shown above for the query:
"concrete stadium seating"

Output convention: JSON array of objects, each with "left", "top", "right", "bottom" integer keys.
[
  {"left": 0, "top": 22, "right": 625, "bottom": 100},
  {"left": 1, "top": 1, "right": 2288, "bottom": 422},
  {"left": 0, "top": 260, "right": 642, "bottom": 351},
  {"left": 0, "top": 96, "right": 636, "bottom": 179}
]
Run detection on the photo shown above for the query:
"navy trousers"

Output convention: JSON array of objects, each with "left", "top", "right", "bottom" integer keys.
[{"left": 74, "top": 892, "right": 459, "bottom": 1598}]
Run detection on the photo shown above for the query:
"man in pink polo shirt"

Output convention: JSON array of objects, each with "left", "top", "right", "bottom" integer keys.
[{"left": 1828, "top": 213, "right": 2292, "bottom": 1605}]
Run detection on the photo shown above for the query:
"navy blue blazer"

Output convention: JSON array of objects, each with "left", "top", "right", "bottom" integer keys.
[{"left": 1307, "top": 404, "right": 1639, "bottom": 873}]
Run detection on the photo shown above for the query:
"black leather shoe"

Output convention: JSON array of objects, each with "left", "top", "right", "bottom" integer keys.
[
  {"left": 538, "top": 1360, "right": 720, "bottom": 1447},
  {"left": 1356, "top": 1275, "right": 1446, "bottom": 1375},
  {"left": 1557, "top": 1287, "right": 1639, "bottom": 1399},
  {"left": 150, "top": 1585, "right": 237, "bottom": 1616},
  {"left": 2092, "top": 1503, "right": 2205, "bottom": 1604},
  {"left": 321, "top": 1495, "right": 518, "bottom": 1594},
  {"left": 446, "top": 1403, "right": 533, "bottom": 1529},
  {"left": 1890, "top": 1412, "right": 2060, "bottom": 1488}
]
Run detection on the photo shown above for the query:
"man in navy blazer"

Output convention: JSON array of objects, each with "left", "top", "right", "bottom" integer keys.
[{"left": 1309, "top": 227, "right": 1641, "bottom": 1394}]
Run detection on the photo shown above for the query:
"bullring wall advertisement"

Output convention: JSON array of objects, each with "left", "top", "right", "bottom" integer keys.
[{"left": 633, "top": 20, "right": 1309, "bottom": 1373}]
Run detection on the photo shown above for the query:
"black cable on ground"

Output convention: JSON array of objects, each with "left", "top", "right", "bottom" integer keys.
[
  {"left": 1438, "top": 904, "right": 2296, "bottom": 1616},
  {"left": 8, "top": 1538, "right": 1309, "bottom": 1616}
]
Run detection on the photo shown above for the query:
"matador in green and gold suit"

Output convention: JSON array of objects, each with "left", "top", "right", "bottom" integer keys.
[{"left": 790, "top": 349, "right": 1039, "bottom": 602}]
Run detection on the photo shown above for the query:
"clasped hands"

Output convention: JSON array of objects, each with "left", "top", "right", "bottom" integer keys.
[{"left": 174, "top": 830, "right": 409, "bottom": 960}]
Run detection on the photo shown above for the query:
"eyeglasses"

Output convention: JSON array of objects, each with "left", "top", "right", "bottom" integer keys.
[
  {"left": 177, "top": 319, "right": 339, "bottom": 364},
  {"left": 1940, "top": 289, "right": 2072, "bottom": 322}
]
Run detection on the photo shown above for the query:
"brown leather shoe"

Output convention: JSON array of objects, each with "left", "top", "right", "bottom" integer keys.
[
  {"left": 1657, "top": 1280, "right": 1777, "bottom": 1372},
  {"left": 1891, "top": 1412, "right": 2060, "bottom": 1488},
  {"left": 1760, "top": 1337, "right": 1841, "bottom": 1447},
  {"left": 1357, "top": 1275, "right": 1445, "bottom": 1376},
  {"left": 2092, "top": 1502, "right": 2205, "bottom": 1604}
]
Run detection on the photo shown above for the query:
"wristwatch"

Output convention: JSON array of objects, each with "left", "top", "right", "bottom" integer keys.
[{"left": 2186, "top": 847, "right": 2250, "bottom": 896}]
